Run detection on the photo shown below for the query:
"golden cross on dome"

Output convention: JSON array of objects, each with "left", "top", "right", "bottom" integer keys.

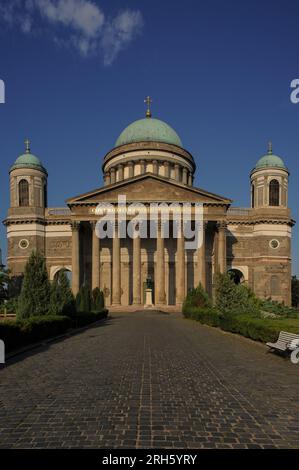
[
  {"left": 268, "top": 141, "right": 273, "bottom": 154},
  {"left": 24, "top": 138, "right": 31, "bottom": 154},
  {"left": 144, "top": 96, "right": 152, "bottom": 118}
]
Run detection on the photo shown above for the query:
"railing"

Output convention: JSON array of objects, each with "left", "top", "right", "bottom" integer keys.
[
  {"left": 46, "top": 208, "right": 72, "bottom": 216},
  {"left": 227, "top": 207, "right": 251, "bottom": 216}
]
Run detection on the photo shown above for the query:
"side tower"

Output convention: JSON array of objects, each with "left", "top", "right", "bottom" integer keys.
[
  {"left": 250, "top": 142, "right": 292, "bottom": 304},
  {"left": 5, "top": 139, "right": 48, "bottom": 275}
]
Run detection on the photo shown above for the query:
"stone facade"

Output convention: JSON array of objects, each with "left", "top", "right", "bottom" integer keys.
[{"left": 3, "top": 127, "right": 294, "bottom": 307}]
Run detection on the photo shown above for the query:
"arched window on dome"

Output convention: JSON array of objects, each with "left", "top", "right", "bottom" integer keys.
[
  {"left": 269, "top": 179, "right": 280, "bottom": 206},
  {"left": 19, "top": 179, "right": 29, "bottom": 207}
]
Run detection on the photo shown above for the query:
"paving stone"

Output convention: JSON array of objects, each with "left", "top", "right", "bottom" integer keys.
[{"left": 0, "top": 311, "right": 298, "bottom": 448}]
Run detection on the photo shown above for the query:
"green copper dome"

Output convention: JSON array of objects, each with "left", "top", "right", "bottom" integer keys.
[
  {"left": 115, "top": 117, "right": 183, "bottom": 148},
  {"left": 254, "top": 143, "right": 286, "bottom": 170},
  {"left": 10, "top": 139, "right": 47, "bottom": 173}
]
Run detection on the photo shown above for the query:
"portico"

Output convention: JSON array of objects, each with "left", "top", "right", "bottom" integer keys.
[{"left": 69, "top": 184, "right": 229, "bottom": 307}]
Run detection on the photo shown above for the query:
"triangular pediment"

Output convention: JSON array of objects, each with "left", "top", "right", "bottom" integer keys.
[{"left": 67, "top": 173, "right": 232, "bottom": 205}]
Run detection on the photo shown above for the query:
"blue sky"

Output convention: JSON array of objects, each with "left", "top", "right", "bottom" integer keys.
[{"left": 0, "top": 0, "right": 299, "bottom": 273}]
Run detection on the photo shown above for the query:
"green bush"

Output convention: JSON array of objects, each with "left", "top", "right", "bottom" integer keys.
[
  {"left": 183, "top": 303, "right": 299, "bottom": 343},
  {"left": 0, "top": 297, "right": 18, "bottom": 314},
  {"left": 183, "top": 305, "right": 221, "bottom": 327},
  {"left": 260, "top": 298, "right": 299, "bottom": 318},
  {"left": 72, "top": 309, "right": 108, "bottom": 328},
  {"left": 183, "top": 283, "right": 212, "bottom": 314},
  {"left": 0, "top": 315, "right": 71, "bottom": 352},
  {"left": 92, "top": 288, "right": 105, "bottom": 311},
  {"left": 17, "top": 251, "right": 51, "bottom": 319},
  {"left": 76, "top": 283, "right": 92, "bottom": 313},
  {"left": 0, "top": 309, "right": 109, "bottom": 353},
  {"left": 214, "top": 273, "right": 261, "bottom": 317},
  {"left": 49, "top": 270, "right": 76, "bottom": 316}
]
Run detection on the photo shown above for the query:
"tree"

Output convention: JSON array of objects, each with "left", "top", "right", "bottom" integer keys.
[
  {"left": 0, "top": 267, "right": 10, "bottom": 304},
  {"left": 291, "top": 275, "right": 299, "bottom": 308},
  {"left": 183, "top": 283, "right": 211, "bottom": 310},
  {"left": 76, "top": 283, "right": 91, "bottom": 313},
  {"left": 17, "top": 251, "right": 51, "bottom": 319},
  {"left": 92, "top": 287, "right": 105, "bottom": 311},
  {"left": 214, "top": 272, "right": 260, "bottom": 317},
  {"left": 49, "top": 270, "right": 75, "bottom": 316}
]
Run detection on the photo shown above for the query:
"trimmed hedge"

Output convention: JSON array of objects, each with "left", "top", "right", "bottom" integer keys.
[
  {"left": 72, "top": 309, "right": 109, "bottom": 328},
  {"left": 183, "top": 305, "right": 299, "bottom": 343},
  {"left": 0, "top": 316, "right": 71, "bottom": 352},
  {"left": 0, "top": 309, "right": 109, "bottom": 353}
]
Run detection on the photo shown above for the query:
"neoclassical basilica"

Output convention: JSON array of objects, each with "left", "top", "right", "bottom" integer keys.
[{"left": 4, "top": 100, "right": 294, "bottom": 306}]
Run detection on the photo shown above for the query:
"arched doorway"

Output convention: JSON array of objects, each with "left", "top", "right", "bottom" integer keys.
[{"left": 227, "top": 268, "right": 245, "bottom": 285}]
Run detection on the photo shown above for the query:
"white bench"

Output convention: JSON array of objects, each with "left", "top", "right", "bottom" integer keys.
[{"left": 266, "top": 331, "right": 299, "bottom": 353}]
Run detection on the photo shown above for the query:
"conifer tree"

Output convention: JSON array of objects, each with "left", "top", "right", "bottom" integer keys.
[
  {"left": 92, "top": 287, "right": 105, "bottom": 311},
  {"left": 17, "top": 251, "right": 51, "bottom": 319},
  {"left": 49, "top": 270, "right": 76, "bottom": 316}
]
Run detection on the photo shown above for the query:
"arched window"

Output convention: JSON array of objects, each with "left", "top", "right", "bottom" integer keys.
[
  {"left": 227, "top": 269, "right": 245, "bottom": 285},
  {"left": 19, "top": 179, "right": 29, "bottom": 207},
  {"left": 269, "top": 179, "right": 279, "bottom": 206},
  {"left": 43, "top": 182, "right": 48, "bottom": 208},
  {"left": 251, "top": 184, "right": 255, "bottom": 208}
]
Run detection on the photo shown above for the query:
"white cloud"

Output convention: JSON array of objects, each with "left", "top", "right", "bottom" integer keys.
[
  {"left": 34, "top": 0, "right": 104, "bottom": 37},
  {"left": 101, "top": 10, "right": 143, "bottom": 66},
  {"left": 0, "top": 0, "right": 143, "bottom": 64}
]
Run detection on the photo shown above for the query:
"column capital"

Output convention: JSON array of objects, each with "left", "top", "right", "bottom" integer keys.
[
  {"left": 90, "top": 220, "right": 97, "bottom": 230},
  {"left": 71, "top": 221, "right": 80, "bottom": 231},
  {"left": 217, "top": 220, "right": 227, "bottom": 231}
]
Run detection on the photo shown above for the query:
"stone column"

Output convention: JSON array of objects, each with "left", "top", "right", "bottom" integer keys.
[
  {"left": 197, "top": 221, "right": 206, "bottom": 289},
  {"left": 104, "top": 172, "right": 111, "bottom": 186},
  {"left": 133, "top": 233, "right": 141, "bottom": 305},
  {"left": 118, "top": 164, "right": 124, "bottom": 182},
  {"left": 156, "top": 222, "right": 166, "bottom": 304},
  {"left": 71, "top": 221, "right": 80, "bottom": 295},
  {"left": 164, "top": 161, "right": 170, "bottom": 178},
  {"left": 188, "top": 173, "right": 192, "bottom": 186},
  {"left": 112, "top": 221, "right": 121, "bottom": 305},
  {"left": 176, "top": 221, "right": 185, "bottom": 305},
  {"left": 128, "top": 161, "right": 134, "bottom": 178},
  {"left": 140, "top": 159, "right": 145, "bottom": 175},
  {"left": 152, "top": 160, "right": 158, "bottom": 175},
  {"left": 182, "top": 167, "right": 188, "bottom": 185},
  {"left": 110, "top": 167, "right": 116, "bottom": 184},
  {"left": 217, "top": 221, "right": 227, "bottom": 274},
  {"left": 175, "top": 164, "right": 180, "bottom": 182},
  {"left": 91, "top": 221, "right": 100, "bottom": 290}
]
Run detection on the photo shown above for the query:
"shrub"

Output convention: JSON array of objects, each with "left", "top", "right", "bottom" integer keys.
[
  {"left": 0, "top": 297, "right": 18, "bottom": 314},
  {"left": 214, "top": 273, "right": 261, "bottom": 317},
  {"left": 17, "top": 251, "right": 51, "bottom": 319},
  {"left": 92, "top": 288, "right": 105, "bottom": 311},
  {"left": 76, "top": 283, "right": 92, "bottom": 313},
  {"left": 260, "top": 298, "right": 299, "bottom": 318},
  {"left": 183, "top": 304, "right": 299, "bottom": 343},
  {"left": 72, "top": 309, "right": 109, "bottom": 328},
  {"left": 183, "top": 283, "right": 212, "bottom": 314},
  {"left": 0, "top": 316, "right": 71, "bottom": 352},
  {"left": 183, "top": 305, "right": 221, "bottom": 327},
  {"left": 49, "top": 271, "right": 76, "bottom": 316}
]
